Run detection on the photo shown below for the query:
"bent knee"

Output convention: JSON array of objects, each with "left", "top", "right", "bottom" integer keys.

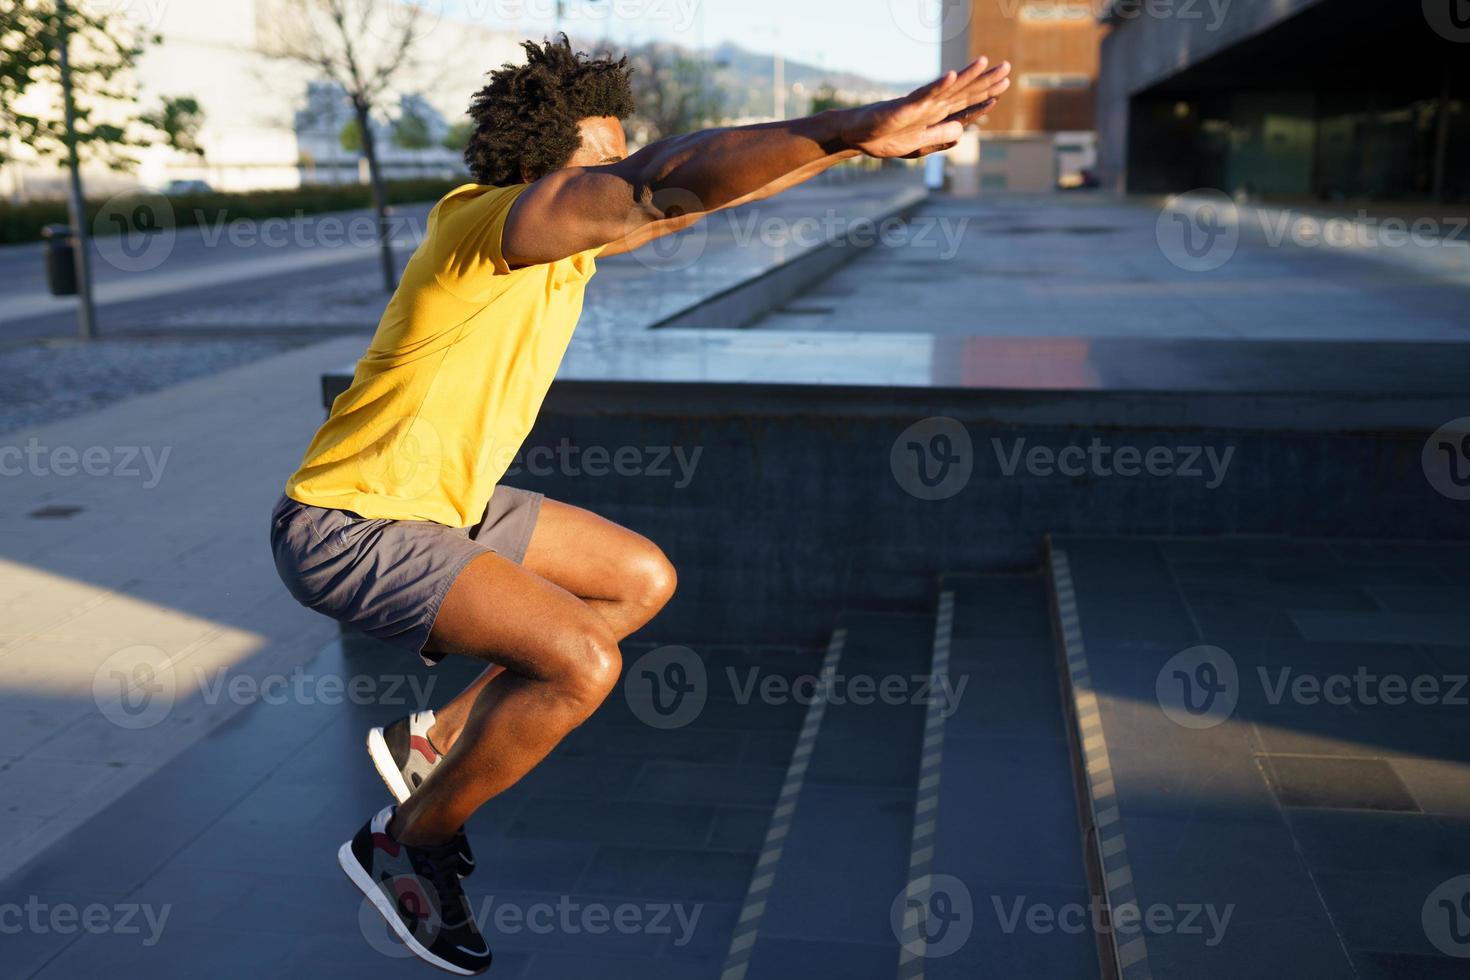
[
  {"left": 626, "top": 544, "right": 677, "bottom": 612},
  {"left": 557, "top": 624, "right": 622, "bottom": 707}
]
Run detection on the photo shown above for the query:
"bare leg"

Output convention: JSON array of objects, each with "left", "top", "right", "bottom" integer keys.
[
  {"left": 391, "top": 502, "right": 675, "bottom": 846},
  {"left": 425, "top": 499, "right": 675, "bottom": 752}
]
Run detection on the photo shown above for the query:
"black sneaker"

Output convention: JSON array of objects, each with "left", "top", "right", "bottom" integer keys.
[
  {"left": 338, "top": 805, "right": 492, "bottom": 976},
  {"left": 367, "top": 711, "right": 476, "bottom": 878}
]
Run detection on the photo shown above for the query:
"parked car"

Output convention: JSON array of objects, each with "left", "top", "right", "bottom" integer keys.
[{"left": 160, "top": 179, "right": 215, "bottom": 196}]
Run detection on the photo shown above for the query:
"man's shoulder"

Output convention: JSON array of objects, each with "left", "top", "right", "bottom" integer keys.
[
  {"left": 433, "top": 182, "right": 530, "bottom": 220},
  {"left": 426, "top": 182, "right": 532, "bottom": 262}
]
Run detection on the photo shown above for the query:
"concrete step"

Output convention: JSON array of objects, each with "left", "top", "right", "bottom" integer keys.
[
  {"left": 722, "top": 576, "right": 1101, "bottom": 979},
  {"left": 906, "top": 574, "right": 1101, "bottom": 979},
  {"left": 722, "top": 611, "right": 934, "bottom": 980}
]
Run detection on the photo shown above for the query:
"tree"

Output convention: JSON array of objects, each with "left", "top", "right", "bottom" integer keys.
[
  {"left": 339, "top": 116, "right": 363, "bottom": 154},
  {"left": 624, "top": 42, "right": 725, "bottom": 142},
  {"left": 441, "top": 120, "right": 473, "bottom": 155},
  {"left": 2, "top": 0, "right": 203, "bottom": 339},
  {"left": 393, "top": 99, "right": 435, "bottom": 152},
  {"left": 139, "top": 96, "right": 206, "bottom": 158},
  {"left": 809, "top": 84, "right": 857, "bottom": 115},
  {"left": 259, "top": 0, "right": 431, "bottom": 292},
  {"left": 0, "top": 1, "right": 203, "bottom": 168}
]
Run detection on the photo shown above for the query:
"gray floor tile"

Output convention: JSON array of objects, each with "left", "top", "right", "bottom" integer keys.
[
  {"left": 523, "top": 949, "right": 716, "bottom": 979},
  {"left": 1354, "top": 949, "right": 1470, "bottom": 979},
  {"left": 934, "top": 735, "right": 1088, "bottom": 887},
  {"left": 576, "top": 846, "right": 757, "bottom": 902},
  {"left": 758, "top": 784, "right": 913, "bottom": 945},
  {"left": 1390, "top": 758, "right": 1470, "bottom": 816},
  {"left": 936, "top": 882, "right": 1099, "bottom": 980},
  {"left": 705, "top": 807, "right": 773, "bottom": 851},
  {"left": 1284, "top": 809, "right": 1470, "bottom": 877},
  {"left": 1291, "top": 611, "right": 1470, "bottom": 646},
  {"left": 1121, "top": 812, "right": 1335, "bottom": 930},
  {"left": 1143, "top": 918, "right": 1352, "bottom": 980},
  {"left": 506, "top": 799, "right": 721, "bottom": 848},
  {"left": 1261, "top": 755, "right": 1420, "bottom": 812},
  {"left": 627, "top": 762, "right": 787, "bottom": 807},
  {"left": 1314, "top": 870, "right": 1460, "bottom": 955},
  {"left": 746, "top": 936, "right": 896, "bottom": 980}
]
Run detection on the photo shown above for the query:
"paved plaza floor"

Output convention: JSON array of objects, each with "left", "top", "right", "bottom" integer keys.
[
  {"left": 752, "top": 193, "right": 1470, "bottom": 340},
  {"left": 1052, "top": 536, "right": 1470, "bottom": 978}
]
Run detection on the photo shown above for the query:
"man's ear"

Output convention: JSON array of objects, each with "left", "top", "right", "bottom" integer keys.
[{"left": 520, "top": 165, "right": 537, "bottom": 184}]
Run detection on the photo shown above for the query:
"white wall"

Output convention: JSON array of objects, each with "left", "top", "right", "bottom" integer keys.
[{"left": 3, "top": 0, "right": 527, "bottom": 198}]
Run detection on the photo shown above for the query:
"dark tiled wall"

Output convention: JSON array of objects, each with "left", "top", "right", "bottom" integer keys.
[{"left": 511, "top": 408, "right": 1470, "bottom": 646}]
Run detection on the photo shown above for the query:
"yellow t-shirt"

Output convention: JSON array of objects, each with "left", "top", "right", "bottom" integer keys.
[{"left": 285, "top": 182, "right": 599, "bottom": 527}]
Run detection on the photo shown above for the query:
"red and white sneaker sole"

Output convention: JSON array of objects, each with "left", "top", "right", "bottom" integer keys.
[{"left": 336, "top": 841, "right": 486, "bottom": 977}]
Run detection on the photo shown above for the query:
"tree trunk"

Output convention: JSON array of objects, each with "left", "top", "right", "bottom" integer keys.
[{"left": 355, "top": 101, "right": 396, "bottom": 293}]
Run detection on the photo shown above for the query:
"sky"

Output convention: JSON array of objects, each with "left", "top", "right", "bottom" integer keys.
[{"left": 439, "top": 0, "right": 945, "bottom": 84}]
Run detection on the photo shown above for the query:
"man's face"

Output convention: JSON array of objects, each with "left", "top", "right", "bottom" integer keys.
[
  {"left": 522, "top": 115, "right": 626, "bottom": 183},
  {"left": 566, "top": 115, "right": 628, "bottom": 169}
]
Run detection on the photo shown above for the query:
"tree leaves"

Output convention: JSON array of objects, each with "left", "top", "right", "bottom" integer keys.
[{"left": 0, "top": 0, "right": 201, "bottom": 169}]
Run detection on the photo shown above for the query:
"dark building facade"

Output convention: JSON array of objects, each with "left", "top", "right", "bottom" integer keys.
[{"left": 1097, "top": 0, "right": 1470, "bottom": 201}]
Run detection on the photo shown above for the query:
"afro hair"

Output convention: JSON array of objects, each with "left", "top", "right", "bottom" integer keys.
[{"left": 462, "top": 35, "right": 635, "bottom": 186}]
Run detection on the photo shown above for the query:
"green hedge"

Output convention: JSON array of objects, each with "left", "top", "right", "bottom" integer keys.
[{"left": 0, "top": 178, "right": 466, "bottom": 245}]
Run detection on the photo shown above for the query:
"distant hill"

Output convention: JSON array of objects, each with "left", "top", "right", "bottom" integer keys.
[
  {"left": 704, "top": 41, "right": 916, "bottom": 118},
  {"left": 569, "top": 35, "right": 915, "bottom": 121},
  {"left": 707, "top": 41, "right": 918, "bottom": 112}
]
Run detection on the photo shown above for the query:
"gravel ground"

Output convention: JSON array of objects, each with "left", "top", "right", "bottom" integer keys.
[
  {"left": 0, "top": 335, "right": 324, "bottom": 436},
  {"left": 150, "top": 270, "right": 392, "bottom": 329}
]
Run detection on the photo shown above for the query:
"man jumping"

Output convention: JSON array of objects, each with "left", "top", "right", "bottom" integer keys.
[{"left": 270, "top": 37, "right": 1010, "bottom": 974}]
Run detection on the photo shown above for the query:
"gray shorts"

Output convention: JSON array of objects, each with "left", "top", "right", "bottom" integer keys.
[{"left": 269, "top": 488, "right": 543, "bottom": 665}]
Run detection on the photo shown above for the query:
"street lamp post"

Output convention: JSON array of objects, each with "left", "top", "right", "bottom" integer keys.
[
  {"left": 773, "top": 48, "right": 785, "bottom": 120},
  {"left": 553, "top": 0, "right": 605, "bottom": 38},
  {"left": 56, "top": 0, "right": 98, "bottom": 340},
  {"left": 753, "top": 25, "right": 787, "bottom": 122}
]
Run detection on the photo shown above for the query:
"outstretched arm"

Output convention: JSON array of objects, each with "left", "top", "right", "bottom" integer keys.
[
  {"left": 596, "top": 147, "right": 858, "bottom": 258},
  {"left": 503, "top": 57, "right": 1011, "bottom": 267}
]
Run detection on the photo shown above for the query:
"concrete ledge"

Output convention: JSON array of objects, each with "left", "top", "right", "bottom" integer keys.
[
  {"left": 325, "top": 333, "right": 1470, "bottom": 433},
  {"left": 651, "top": 186, "right": 928, "bottom": 330}
]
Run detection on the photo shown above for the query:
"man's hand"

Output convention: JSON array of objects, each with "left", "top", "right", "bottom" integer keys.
[{"left": 839, "top": 57, "right": 1012, "bottom": 160}]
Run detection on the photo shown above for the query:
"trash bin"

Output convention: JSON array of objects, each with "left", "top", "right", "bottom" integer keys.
[{"left": 42, "top": 224, "right": 78, "bottom": 296}]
